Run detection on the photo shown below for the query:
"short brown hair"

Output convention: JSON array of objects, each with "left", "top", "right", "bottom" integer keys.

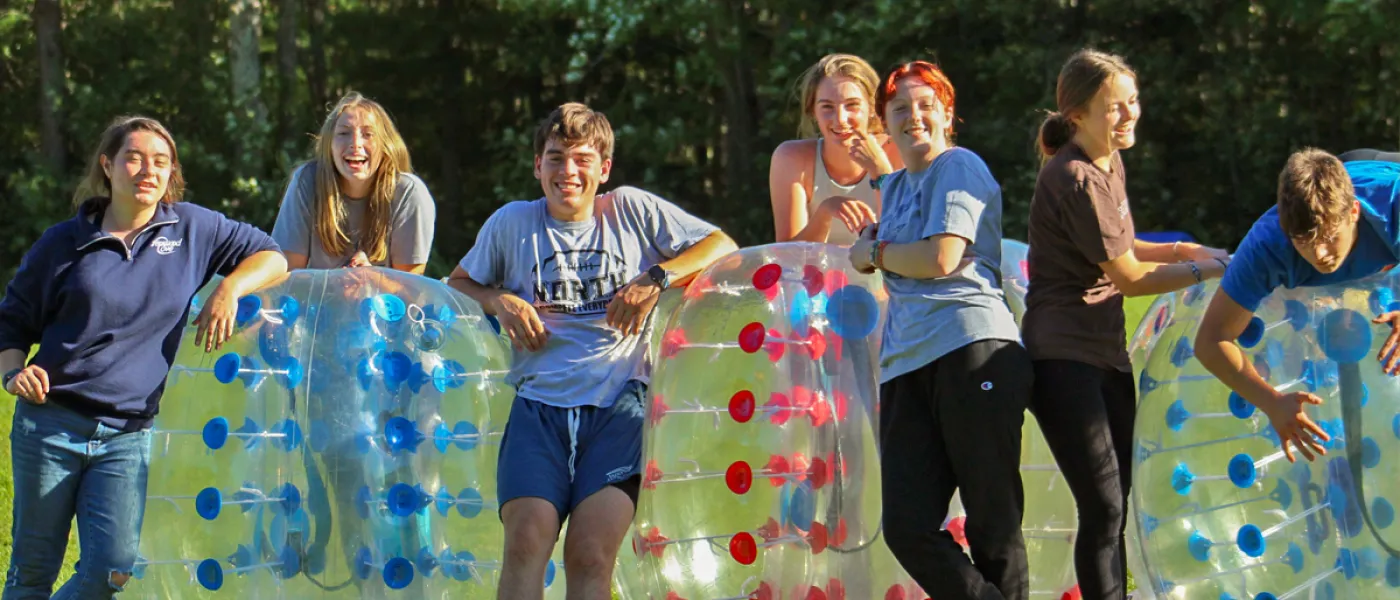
[
  {"left": 73, "top": 116, "right": 186, "bottom": 209},
  {"left": 1277, "top": 148, "right": 1355, "bottom": 242},
  {"left": 533, "top": 102, "right": 614, "bottom": 160}
]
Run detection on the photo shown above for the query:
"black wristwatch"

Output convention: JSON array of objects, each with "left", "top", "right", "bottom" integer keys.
[
  {"left": 646, "top": 264, "right": 670, "bottom": 289},
  {"left": 2, "top": 368, "right": 20, "bottom": 392}
]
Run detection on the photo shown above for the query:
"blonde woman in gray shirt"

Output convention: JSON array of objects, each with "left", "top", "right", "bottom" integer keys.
[{"left": 273, "top": 91, "right": 436, "bottom": 274}]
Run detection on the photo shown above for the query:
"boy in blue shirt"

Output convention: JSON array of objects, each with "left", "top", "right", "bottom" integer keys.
[
  {"left": 447, "top": 102, "right": 736, "bottom": 599},
  {"left": 1195, "top": 148, "right": 1400, "bottom": 463}
]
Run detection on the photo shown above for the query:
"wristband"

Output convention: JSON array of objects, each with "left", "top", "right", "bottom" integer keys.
[
  {"left": 1172, "top": 241, "right": 1182, "bottom": 260},
  {"left": 1213, "top": 257, "right": 1228, "bottom": 270},
  {"left": 875, "top": 241, "right": 891, "bottom": 271},
  {"left": 1187, "top": 262, "right": 1203, "bottom": 283},
  {"left": 869, "top": 173, "right": 889, "bottom": 191},
  {"left": 2, "top": 368, "right": 19, "bottom": 392}
]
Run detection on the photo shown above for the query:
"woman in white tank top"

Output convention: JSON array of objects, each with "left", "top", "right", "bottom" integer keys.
[{"left": 769, "top": 53, "right": 903, "bottom": 246}]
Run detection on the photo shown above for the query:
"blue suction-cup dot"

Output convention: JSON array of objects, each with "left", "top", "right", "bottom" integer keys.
[
  {"left": 1142, "top": 515, "right": 1160, "bottom": 536},
  {"left": 1338, "top": 548, "right": 1358, "bottom": 579},
  {"left": 784, "top": 483, "right": 816, "bottom": 530},
  {"left": 1373, "top": 498, "right": 1395, "bottom": 529},
  {"left": 1284, "top": 299, "right": 1309, "bottom": 330},
  {"left": 282, "top": 358, "right": 304, "bottom": 389},
  {"left": 415, "top": 547, "right": 438, "bottom": 578},
  {"left": 1187, "top": 531, "right": 1212, "bottom": 561},
  {"left": 382, "top": 352, "right": 413, "bottom": 387},
  {"left": 1387, "top": 555, "right": 1400, "bottom": 587},
  {"left": 1139, "top": 371, "right": 1159, "bottom": 394},
  {"left": 277, "top": 295, "right": 300, "bottom": 325},
  {"left": 196, "top": 558, "right": 224, "bottom": 591},
  {"left": 230, "top": 544, "right": 254, "bottom": 568},
  {"left": 433, "top": 423, "right": 452, "bottom": 454},
  {"left": 1238, "top": 316, "right": 1266, "bottom": 348},
  {"left": 1270, "top": 480, "right": 1294, "bottom": 511},
  {"left": 1228, "top": 453, "right": 1258, "bottom": 488},
  {"left": 789, "top": 288, "right": 812, "bottom": 338},
  {"left": 213, "top": 353, "right": 242, "bottom": 384},
  {"left": 278, "top": 483, "right": 302, "bottom": 515},
  {"left": 278, "top": 544, "right": 301, "bottom": 578},
  {"left": 1170, "top": 336, "right": 1194, "bottom": 367},
  {"left": 1237, "top": 524, "right": 1265, "bottom": 557},
  {"left": 544, "top": 559, "right": 557, "bottom": 587},
  {"left": 1319, "top": 308, "right": 1372, "bottom": 364},
  {"left": 1166, "top": 400, "right": 1190, "bottom": 432},
  {"left": 353, "top": 547, "right": 373, "bottom": 580},
  {"left": 195, "top": 487, "right": 223, "bottom": 521},
  {"left": 417, "top": 326, "right": 445, "bottom": 352},
  {"left": 1320, "top": 584, "right": 1336, "bottom": 600},
  {"left": 485, "top": 313, "right": 501, "bottom": 335},
  {"left": 202, "top": 416, "right": 230, "bottom": 450},
  {"left": 276, "top": 419, "right": 304, "bottom": 452},
  {"left": 235, "top": 295, "right": 262, "bottom": 326},
  {"left": 444, "top": 549, "right": 473, "bottom": 582},
  {"left": 383, "top": 556, "right": 414, "bottom": 589},
  {"left": 1392, "top": 413, "right": 1400, "bottom": 440},
  {"left": 1363, "top": 437, "right": 1382, "bottom": 468},
  {"left": 434, "top": 487, "right": 453, "bottom": 517},
  {"left": 457, "top": 487, "right": 484, "bottom": 519},
  {"left": 1229, "top": 392, "right": 1256, "bottom": 419},
  {"left": 432, "top": 360, "right": 467, "bottom": 393},
  {"left": 1254, "top": 594, "right": 1277, "bottom": 600},
  {"left": 387, "top": 483, "right": 420, "bottom": 517},
  {"left": 827, "top": 285, "right": 879, "bottom": 340},
  {"left": 1172, "top": 463, "right": 1195, "bottom": 495},
  {"left": 1372, "top": 288, "right": 1395, "bottom": 317},
  {"left": 448, "top": 421, "right": 477, "bottom": 451},
  {"left": 1360, "top": 547, "right": 1382, "bottom": 579},
  {"left": 1220, "top": 593, "right": 1236, "bottom": 600},
  {"left": 354, "top": 486, "right": 372, "bottom": 519},
  {"left": 368, "top": 294, "right": 407, "bottom": 323},
  {"left": 1284, "top": 542, "right": 1304, "bottom": 574},
  {"left": 385, "top": 417, "right": 421, "bottom": 453}
]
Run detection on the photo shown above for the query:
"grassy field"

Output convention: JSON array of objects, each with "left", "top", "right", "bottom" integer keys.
[{"left": 0, "top": 298, "right": 1161, "bottom": 594}]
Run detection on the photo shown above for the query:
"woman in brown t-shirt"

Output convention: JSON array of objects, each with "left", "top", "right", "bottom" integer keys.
[{"left": 1021, "top": 50, "right": 1230, "bottom": 599}]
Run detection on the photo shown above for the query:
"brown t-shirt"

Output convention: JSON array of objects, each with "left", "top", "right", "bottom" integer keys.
[{"left": 1022, "top": 143, "right": 1136, "bottom": 372}]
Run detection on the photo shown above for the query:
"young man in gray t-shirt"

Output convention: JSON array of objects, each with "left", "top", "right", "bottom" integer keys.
[{"left": 448, "top": 102, "right": 736, "bottom": 599}]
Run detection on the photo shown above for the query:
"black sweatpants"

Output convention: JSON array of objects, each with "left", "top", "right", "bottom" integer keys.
[
  {"left": 1028, "top": 359, "right": 1136, "bottom": 600},
  {"left": 879, "top": 339, "right": 1033, "bottom": 600},
  {"left": 1338, "top": 148, "right": 1400, "bottom": 163}
]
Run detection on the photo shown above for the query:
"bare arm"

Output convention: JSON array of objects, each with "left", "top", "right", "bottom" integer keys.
[
  {"left": 1194, "top": 290, "right": 1329, "bottom": 461},
  {"left": 284, "top": 252, "right": 310, "bottom": 270},
  {"left": 656, "top": 231, "right": 738, "bottom": 286},
  {"left": 218, "top": 251, "right": 290, "bottom": 298},
  {"left": 446, "top": 267, "right": 511, "bottom": 316},
  {"left": 864, "top": 235, "right": 970, "bottom": 280},
  {"left": 1099, "top": 250, "right": 1226, "bottom": 297},
  {"left": 769, "top": 142, "right": 829, "bottom": 243},
  {"left": 1132, "top": 239, "right": 1178, "bottom": 263}
]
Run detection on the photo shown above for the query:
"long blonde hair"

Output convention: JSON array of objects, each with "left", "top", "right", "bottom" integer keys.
[
  {"left": 305, "top": 92, "right": 412, "bottom": 263},
  {"left": 72, "top": 116, "right": 186, "bottom": 210}
]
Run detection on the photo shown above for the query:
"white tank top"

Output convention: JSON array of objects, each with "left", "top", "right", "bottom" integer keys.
[{"left": 809, "top": 138, "right": 881, "bottom": 246}]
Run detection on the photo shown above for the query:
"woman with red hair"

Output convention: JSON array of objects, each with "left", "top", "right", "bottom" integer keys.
[{"left": 850, "top": 61, "right": 1032, "bottom": 600}]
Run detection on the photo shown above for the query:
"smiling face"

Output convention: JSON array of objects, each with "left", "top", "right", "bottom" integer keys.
[
  {"left": 815, "top": 76, "right": 875, "bottom": 148},
  {"left": 1072, "top": 73, "right": 1140, "bottom": 156},
  {"left": 535, "top": 138, "right": 612, "bottom": 221},
  {"left": 101, "top": 130, "right": 172, "bottom": 210},
  {"left": 883, "top": 76, "right": 953, "bottom": 163},
  {"left": 331, "top": 108, "right": 381, "bottom": 197}
]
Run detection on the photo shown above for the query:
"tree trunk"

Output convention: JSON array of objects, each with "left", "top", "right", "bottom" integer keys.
[
  {"left": 229, "top": 0, "right": 268, "bottom": 180},
  {"left": 306, "top": 0, "right": 328, "bottom": 113},
  {"left": 275, "top": 0, "right": 299, "bottom": 158},
  {"left": 33, "top": 0, "right": 66, "bottom": 172},
  {"left": 434, "top": 0, "right": 464, "bottom": 229}
]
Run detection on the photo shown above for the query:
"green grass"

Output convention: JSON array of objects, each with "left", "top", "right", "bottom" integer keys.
[{"left": 0, "top": 354, "right": 81, "bottom": 590}]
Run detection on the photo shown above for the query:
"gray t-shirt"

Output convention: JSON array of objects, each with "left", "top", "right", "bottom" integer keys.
[
  {"left": 460, "top": 186, "right": 720, "bottom": 408},
  {"left": 271, "top": 163, "right": 436, "bottom": 268},
  {"left": 876, "top": 147, "right": 1021, "bottom": 383}
]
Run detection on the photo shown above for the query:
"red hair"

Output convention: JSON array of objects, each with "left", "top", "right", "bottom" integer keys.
[{"left": 876, "top": 61, "right": 957, "bottom": 137}]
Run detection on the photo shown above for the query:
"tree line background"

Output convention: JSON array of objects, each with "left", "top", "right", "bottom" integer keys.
[{"left": 1, "top": 0, "right": 1397, "bottom": 284}]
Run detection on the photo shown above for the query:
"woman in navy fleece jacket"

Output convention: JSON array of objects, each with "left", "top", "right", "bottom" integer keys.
[{"left": 0, "top": 116, "right": 287, "bottom": 598}]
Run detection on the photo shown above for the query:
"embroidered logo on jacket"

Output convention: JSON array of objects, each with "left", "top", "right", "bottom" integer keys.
[{"left": 153, "top": 237, "right": 184, "bottom": 255}]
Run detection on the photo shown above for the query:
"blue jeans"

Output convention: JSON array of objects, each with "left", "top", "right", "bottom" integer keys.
[{"left": 4, "top": 400, "right": 151, "bottom": 599}]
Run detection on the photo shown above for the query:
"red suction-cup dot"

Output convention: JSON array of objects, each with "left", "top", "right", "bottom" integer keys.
[
  {"left": 1019, "top": 259, "right": 1029, "bottom": 281},
  {"left": 804, "top": 585, "right": 827, "bottom": 600},
  {"left": 661, "top": 329, "right": 688, "bottom": 358},
  {"left": 834, "top": 391, "right": 850, "bottom": 421},
  {"left": 1061, "top": 585, "right": 1081, "bottom": 600},
  {"left": 666, "top": 592, "right": 686, "bottom": 600},
  {"left": 644, "top": 460, "right": 663, "bottom": 489},
  {"left": 805, "top": 330, "right": 827, "bottom": 359},
  {"left": 739, "top": 322, "right": 767, "bottom": 353},
  {"left": 808, "top": 397, "right": 833, "bottom": 428},
  {"left": 764, "top": 455, "right": 791, "bottom": 485},
  {"left": 752, "top": 582, "right": 775, "bottom": 600},
  {"left": 767, "top": 392, "right": 794, "bottom": 426},
  {"left": 832, "top": 518, "right": 848, "bottom": 545},
  {"left": 824, "top": 269, "right": 849, "bottom": 295},
  {"left": 885, "top": 585, "right": 908, "bottom": 600},
  {"left": 764, "top": 328, "right": 787, "bottom": 362},
  {"left": 809, "top": 522, "right": 829, "bottom": 554},
  {"left": 758, "top": 517, "right": 782, "bottom": 541},
  {"left": 728, "top": 390, "right": 756, "bottom": 423},
  {"left": 802, "top": 265, "right": 824, "bottom": 297},
  {"left": 827, "top": 578, "right": 847, "bottom": 600},
  {"left": 753, "top": 264, "right": 782, "bottom": 290},
  {"left": 946, "top": 515, "right": 968, "bottom": 547},
  {"left": 726, "top": 461, "right": 753, "bottom": 494},
  {"left": 729, "top": 532, "right": 758, "bottom": 565},
  {"left": 807, "top": 457, "right": 829, "bottom": 489},
  {"left": 649, "top": 395, "right": 670, "bottom": 425}
]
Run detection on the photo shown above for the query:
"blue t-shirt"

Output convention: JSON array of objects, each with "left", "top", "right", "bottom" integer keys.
[
  {"left": 875, "top": 147, "right": 1021, "bottom": 383},
  {"left": 1221, "top": 160, "right": 1400, "bottom": 312},
  {"left": 0, "top": 199, "right": 280, "bottom": 430}
]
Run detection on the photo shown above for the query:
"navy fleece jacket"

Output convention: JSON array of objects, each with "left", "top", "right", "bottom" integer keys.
[{"left": 0, "top": 199, "right": 280, "bottom": 431}]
